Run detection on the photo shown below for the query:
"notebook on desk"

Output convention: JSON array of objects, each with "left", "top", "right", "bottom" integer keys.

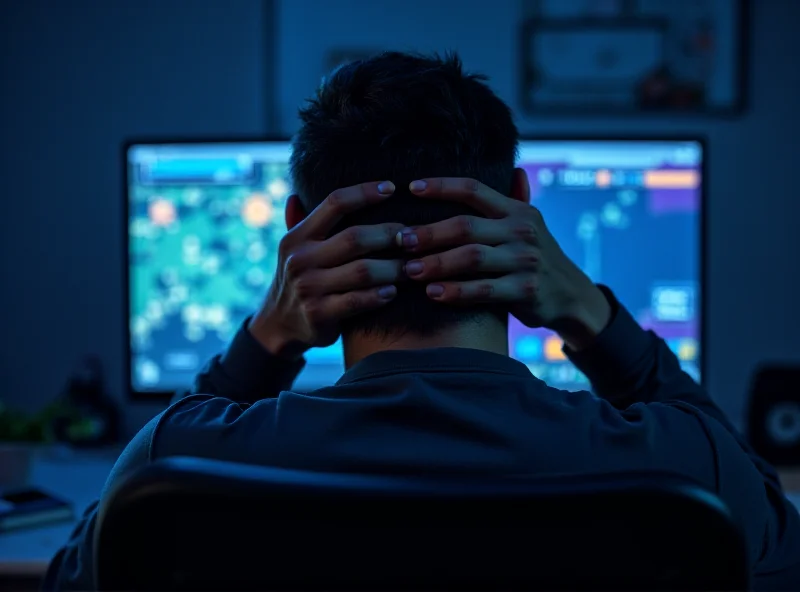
[{"left": 0, "top": 488, "right": 75, "bottom": 533}]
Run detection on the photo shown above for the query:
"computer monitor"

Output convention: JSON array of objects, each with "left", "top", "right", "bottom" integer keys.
[{"left": 125, "top": 138, "right": 704, "bottom": 398}]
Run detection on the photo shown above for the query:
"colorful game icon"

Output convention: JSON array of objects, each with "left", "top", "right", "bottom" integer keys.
[
  {"left": 514, "top": 336, "right": 542, "bottom": 361},
  {"left": 595, "top": 169, "right": 612, "bottom": 187},
  {"left": 242, "top": 194, "right": 274, "bottom": 228},
  {"left": 677, "top": 338, "right": 698, "bottom": 362},
  {"left": 544, "top": 336, "right": 567, "bottom": 361},
  {"left": 148, "top": 197, "right": 177, "bottom": 227}
]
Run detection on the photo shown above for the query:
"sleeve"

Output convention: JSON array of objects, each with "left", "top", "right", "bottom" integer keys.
[
  {"left": 566, "top": 286, "right": 800, "bottom": 588},
  {"left": 171, "top": 317, "right": 306, "bottom": 405}
]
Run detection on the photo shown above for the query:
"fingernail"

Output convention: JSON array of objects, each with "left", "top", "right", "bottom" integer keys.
[
  {"left": 401, "top": 230, "right": 418, "bottom": 247},
  {"left": 377, "top": 181, "right": 395, "bottom": 196},
  {"left": 378, "top": 285, "right": 397, "bottom": 299},
  {"left": 409, "top": 180, "right": 427, "bottom": 193},
  {"left": 427, "top": 284, "right": 444, "bottom": 297},
  {"left": 394, "top": 228, "right": 417, "bottom": 248},
  {"left": 404, "top": 261, "right": 424, "bottom": 276}
]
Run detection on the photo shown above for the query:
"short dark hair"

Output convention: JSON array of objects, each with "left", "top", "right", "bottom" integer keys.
[{"left": 290, "top": 51, "right": 519, "bottom": 337}]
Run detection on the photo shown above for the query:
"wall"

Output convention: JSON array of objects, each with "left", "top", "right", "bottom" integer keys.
[
  {"left": 0, "top": 0, "right": 797, "bottom": 435},
  {"left": 0, "top": 0, "right": 271, "bottom": 432},
  {"left": 278, "top": 0, "right": 800, "bottom": 427}
]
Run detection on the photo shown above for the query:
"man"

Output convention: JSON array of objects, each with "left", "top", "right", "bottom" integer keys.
[{"left": 46, "top": 52, "right": 799, "bottom": 589}]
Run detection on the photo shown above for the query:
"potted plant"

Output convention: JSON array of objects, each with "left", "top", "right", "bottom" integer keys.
[{"left": 0, "top": 401, "right": 73, "bottom": 489}]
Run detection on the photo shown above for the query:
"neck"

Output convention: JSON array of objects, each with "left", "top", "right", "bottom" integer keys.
[{"left": 343, "top": 319, "right": 509, "bottom": 368}]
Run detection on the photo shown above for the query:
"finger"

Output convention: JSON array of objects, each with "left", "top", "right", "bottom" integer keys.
[
  {"left": 303, "top": 259, "right": 405, "bottom": 294},
  {"left": 317, "top": 285, "right": 398, "bottom": 320},
  {"left": 309, "top": 223, "right": 405, "bottom": 268},
  {"left": 408, "top": 178, "right": 516, "bottom": 218},
  {"left": 425, "top": 274, "right": 537, "bottom": 303},
  {"left": 395, "top": 215, "right": 514, "bottom": 252},
  {"left": 297, "top": 180, "right": 396, "bottom": 239},
  {"left": 404, "top": 244, "right": 538, "bottom": 281}
]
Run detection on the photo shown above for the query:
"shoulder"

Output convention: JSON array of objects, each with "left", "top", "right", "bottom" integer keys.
[
  {"left": 151, "top": 394, "right": 281, "bottom": 464},
  {"left": 101, "top": 395, "right": 282, "bottom": 500}
]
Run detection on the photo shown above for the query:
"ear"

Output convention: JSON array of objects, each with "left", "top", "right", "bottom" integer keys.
[
  {"left": 285, "top": 194, "right": 307, "bottom": 230},
  {"left": 509, "top": 167, "right": 530, "bottom": 203}
]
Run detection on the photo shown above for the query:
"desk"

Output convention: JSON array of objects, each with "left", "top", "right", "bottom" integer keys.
[
  {"left": 0, "top": 448, "right": 117, "bottom": 578},
  {"left": 2, "top": 448, "right": 800, "bottom": 579}
]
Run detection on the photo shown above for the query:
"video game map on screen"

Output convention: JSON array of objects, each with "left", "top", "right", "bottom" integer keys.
[{"left": 127, "top": 140, "right": 701, "bottom": 393}]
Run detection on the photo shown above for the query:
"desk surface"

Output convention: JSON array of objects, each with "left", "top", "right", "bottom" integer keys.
[
  {"left": 0, "top": 448, "right": 117, "bottom": 576},
  {"left": 2, "top": 448, "right": 800, "bottom": 577}
]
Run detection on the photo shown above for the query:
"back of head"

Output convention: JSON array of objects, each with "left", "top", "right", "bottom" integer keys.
[{"left": 290, "top": 51, "right": 519, "bottom": 338}]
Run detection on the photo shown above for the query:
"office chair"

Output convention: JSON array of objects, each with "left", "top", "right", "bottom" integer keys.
[{"left": 94, "top": 457, "right": 749, "bottom": 591}]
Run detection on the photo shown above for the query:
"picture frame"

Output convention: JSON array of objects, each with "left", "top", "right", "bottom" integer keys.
[{"left": 519, "top": 0, "right": 750, "bottom": 116}]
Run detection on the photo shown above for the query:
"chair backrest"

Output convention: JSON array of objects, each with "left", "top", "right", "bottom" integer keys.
[{"left": 94, "top": 457, "right": 749, "bottom": 591}]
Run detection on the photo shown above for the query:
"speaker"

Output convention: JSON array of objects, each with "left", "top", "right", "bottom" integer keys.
[{"left": 748, "top": 365, "right": 800, "bottom": 467}]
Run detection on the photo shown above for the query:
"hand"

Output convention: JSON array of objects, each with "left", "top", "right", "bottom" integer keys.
[
  {"left": 397, "top": 178, "right": 612, "bottom": 350},
  {"left": 249, "top": 181, "right": 405, "bottom": 359}
]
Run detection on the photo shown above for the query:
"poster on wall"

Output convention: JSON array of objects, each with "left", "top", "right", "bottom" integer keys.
[{"left": 520, "top": 0, "right": 749, "bottom": 115}]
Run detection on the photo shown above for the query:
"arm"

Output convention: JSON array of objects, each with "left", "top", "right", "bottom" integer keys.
[
  {"left": 170, "top": 317, "right": 306, "bottom": 405},
  {"left": 45, "top": 181, "right": 401, "bottom": 590},
  {"left": 383, "top": 173, "right": 799, "bottom": 586},
  {"left": 43, "top": 321, "right": 304, "bottom": 591},
  {"left": 564, "top": 286, "right": 800, "bottom": 588}
]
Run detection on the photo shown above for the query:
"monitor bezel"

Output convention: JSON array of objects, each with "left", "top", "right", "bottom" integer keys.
[{"left": 122, "top": 134, "right": 707, "bottom": 402}]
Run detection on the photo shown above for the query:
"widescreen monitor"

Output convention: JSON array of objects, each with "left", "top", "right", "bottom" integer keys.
[{"left": 125, "top": 138, "right": 703, "bottom": 397}]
